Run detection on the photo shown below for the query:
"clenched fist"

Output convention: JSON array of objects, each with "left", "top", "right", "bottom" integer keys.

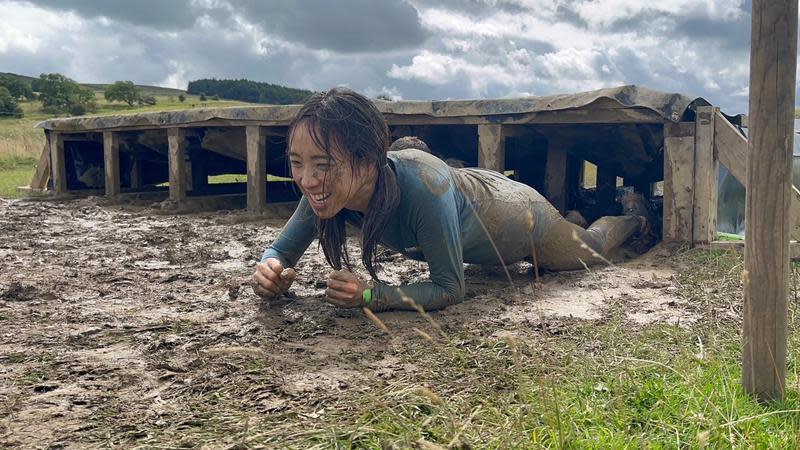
[
  {"left": 252, "top": 258, "right": 296, "bottom": 299},
  {"left": 324, "top": 269, "right": 371, "bottom": 309}
]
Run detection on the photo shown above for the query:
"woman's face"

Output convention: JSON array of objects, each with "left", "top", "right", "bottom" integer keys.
[{"left": 288, "top": 121, "right": 367, "bottom": 219}]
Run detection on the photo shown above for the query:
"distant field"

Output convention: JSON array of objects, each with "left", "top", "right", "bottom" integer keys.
[{"left": 0, "top": 93, "right": 251, "bottom": 198}]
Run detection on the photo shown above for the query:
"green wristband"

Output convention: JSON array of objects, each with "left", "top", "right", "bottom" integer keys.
[{"left": 362, "top": 288, "right": 373, "bottom": 305}]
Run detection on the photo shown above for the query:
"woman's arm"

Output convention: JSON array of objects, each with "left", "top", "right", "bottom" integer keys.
[
  {"left": 370, "top": 187, "right": 465, "bottom": 312},
  {"left": 261, "top": 197, "right": 317, "bottom": 267}
]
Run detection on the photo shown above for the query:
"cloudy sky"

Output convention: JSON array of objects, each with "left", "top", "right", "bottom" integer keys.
[{"left": 0, "top": 0, "right": 775, "bottom": 113}]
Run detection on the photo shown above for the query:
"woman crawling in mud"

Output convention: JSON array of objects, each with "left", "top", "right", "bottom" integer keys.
[{"left": 252, "top": 88, "right": 654, "bottom": 312}]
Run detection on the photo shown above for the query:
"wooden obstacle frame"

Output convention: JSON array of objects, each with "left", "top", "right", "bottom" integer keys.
[{"left": 31, "top": 85, "right": 748, "bottom": 249}]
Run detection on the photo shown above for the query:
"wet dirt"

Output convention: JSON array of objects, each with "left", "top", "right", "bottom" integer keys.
[{"left": 0, "top": 196, "right": 696, "bottom": 448}]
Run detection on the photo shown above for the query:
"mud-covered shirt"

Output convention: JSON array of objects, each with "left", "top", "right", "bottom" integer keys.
[{"left": 261, "top": 149, "right": 563, "bottom": 311}]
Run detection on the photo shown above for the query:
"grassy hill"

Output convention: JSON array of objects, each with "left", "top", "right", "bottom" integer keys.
[
  {"left": 83, "top": 83, "right": 186, "bottom": 97},
  {"left": 1, "top": 72, "right": 187, "bottom": 97}
]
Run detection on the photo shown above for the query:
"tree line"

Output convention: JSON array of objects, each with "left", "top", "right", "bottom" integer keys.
[{"left": 187, "top": 78, "right": 314, "bottom": 104}]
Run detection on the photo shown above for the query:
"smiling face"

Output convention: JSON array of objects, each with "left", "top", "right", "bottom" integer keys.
[{"left": 288, "top": 121, "right": 375, "bottom": 219}]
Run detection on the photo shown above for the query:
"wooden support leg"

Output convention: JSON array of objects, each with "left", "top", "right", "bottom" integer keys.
[
  {"left": 693, "top": 105, "right": 719, "bottom": 244},
  {"left": 742, "top": 0, "right": 796, "bottom": 401},
  {"left": 130, "top": 157, "right": 142, "bottom": 189},
  {"left": 103, "top": 131, "right": 120, "bottom": 197},
  {"left": 246, "top": 126, "right": 267, "bottom": 214},
  {"left": 478, "top": 124, "right": 505, "bottom": 172},
  {"left": 49, "top": 131, "right": 67, "bottom": 194},
  {"left": 545, "top": 145, "right": 578, "bottom": 213},
  {"left": 168, "top": 128, "right": 187, "bottom": 203},
  {"left": 663, "top": 122, "right": 695, "bottom": 242}
]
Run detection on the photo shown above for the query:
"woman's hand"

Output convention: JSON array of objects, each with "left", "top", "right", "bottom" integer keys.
[
  {"left": 252, "top": 258, "right": 296, "bottom": 299},
  {"left": 324, "top": 269, "right": 371, "bottom": 308}
]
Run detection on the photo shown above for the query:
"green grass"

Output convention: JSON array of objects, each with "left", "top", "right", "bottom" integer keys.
[
  {"left": 207, "top": 174, "right": 293, "bottom": 184},
  {"left": 280, "top": 249, "right": 800, "bottom": 448},
  {"left": 0, "top": 156, "right": 36, "bottom": 198}
]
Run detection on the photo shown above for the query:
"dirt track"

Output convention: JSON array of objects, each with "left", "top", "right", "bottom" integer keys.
[{"left": 0, "top": 197, "right": 698, "bottom": 448}]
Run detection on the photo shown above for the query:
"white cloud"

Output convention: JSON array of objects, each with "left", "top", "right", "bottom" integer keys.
[
  {"left": 0, "top": 2, "right": 82, "bottom": 53},
  {"left": 573, "top": 0, "right": 745, "bottom": 28},
  {"left": 0, "top": 0, "right": 760, "bottom": 112}
]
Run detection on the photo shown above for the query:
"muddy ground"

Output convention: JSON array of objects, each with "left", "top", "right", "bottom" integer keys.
[{"left": 0, "top": 197, "right": 703, "bottom": 448}]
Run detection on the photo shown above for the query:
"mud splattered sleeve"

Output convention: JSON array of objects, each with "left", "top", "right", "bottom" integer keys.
[
  {"left": 260, "top": 197, "right": 317, "bottom": 268},
  {"left": 369, "top": 157, "right": 467, "bottom": 312}
]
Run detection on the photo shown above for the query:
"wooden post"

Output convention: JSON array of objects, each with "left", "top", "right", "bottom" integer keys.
[
  {"left": 49, "top": 131, "right": 67, "bottom": 194},
  {"left": 478, "top": 124, "right": 505, "bottom": 172},
  {"left": 663, "top": 122, "right": 695, "bottom": 242},
  {"left": 130, "top": 157, "right": 142, "bottom": 189},
  {"left": 545, "top": 145, "right": 568, "bottom": 212},
  {"left": 544, "top": 144, "right": 580, "bottom": 213},
  {"left": 246, "top": 125, "right": 267, "bottom": 214},
  {"left": 103, "top": 131, "right": 120, "bottom": 197},
  {"left": 167, "top": 128, "right": 187, "bottom": 202},
  {"left": 742, "top": 0, "right": 797, "bottom": 401},
  {"left": 693, "top": 105, "right": 719, "bottom": 244}
]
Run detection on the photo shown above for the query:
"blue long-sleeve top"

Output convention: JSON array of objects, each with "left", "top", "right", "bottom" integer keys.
[{"left": 261, "top": 149, "right": 560, "bottom": 311}]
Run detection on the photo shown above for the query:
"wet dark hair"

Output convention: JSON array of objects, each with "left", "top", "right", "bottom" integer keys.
[
  {"left": 389, "top": 136, "right": 431, "bottom": 153},
  {"left": 287, "top": 87, "right": 400, "bottom": 280}
]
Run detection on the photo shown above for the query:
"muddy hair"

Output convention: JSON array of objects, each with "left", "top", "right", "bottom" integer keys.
[{"left": 287, "top": 87, "right": 400, "bottom": 280}]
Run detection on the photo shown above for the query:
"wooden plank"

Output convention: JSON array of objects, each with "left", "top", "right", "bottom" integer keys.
[
  {"left": 477, "top": 124, "right": 505, "bottom": 172},
  {"left": 130, "top": 157, "right": 142, "bottom": 189},
  {"left": 103, "top": 131, "right": 120, "bottom": 197},
  {"left": 662, "top": 122, "right": 695, "bottom": 242},
  {"left": 742, "top": 0, "right": 796, "bottom": 401},
  {"left": 49, "top": 131, "right": 67, "bottom": 194},
  {"left": 246, "top": 125, "right": 268, "bottom": 213},
  {"left": 714, "top": 111, "right": 747, "bottom": 181},
  {"left": 715, "top": 110, "right": 800, "bottom": 241},
  {"left": 30, "top": 138, "right": 51, "bottom": 190},
  {"left": 693, "top": 106, "right": 719, "bottom": 244},
  {"left": 544, "top": 145, "right": 577, "bottom": 212},
  {"left": 42, "top": 106, "right": 665, "bottom": 135},
  {"left": 167, "top": 128, "right": 187, "bottom": 202}
]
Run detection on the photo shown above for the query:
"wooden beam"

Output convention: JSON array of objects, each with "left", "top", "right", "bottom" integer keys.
[
  {"left": 246, "top": 125, "right": 268, "bottom": 214},
  {"left": 103, "top": 131, "right": 120, "bottom": 197},
  {"left": 30, "top": 138, "right": 50, "bottom": 190},
  {"left": 714, "top": 110, "right": 800, "bottom": 241},
  {"left": 478, "top": 124, "right": 505, "bottom": 172},
  {"left": 662, "top": 122, "right": 695, "bottom": 242},
  {"left": 742, "top": 0, "right": 797, "bottom": 401},
  {"left": 693, "top": 106, "right": 719, "bottom": 244},
  {"left": 167, "top": 128, "right": 187, "bottom": 202},
  {"left": 544, "top": 144, "right": 579, "bottom": 213},
  {"left": 49, "top": 131, "right": 67, "bottom": 194}
]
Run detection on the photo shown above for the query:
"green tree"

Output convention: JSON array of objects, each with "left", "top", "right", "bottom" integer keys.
[
  {"left": 178, "top": 94, "right": 186, "bottom": 102},
  {"left": 0, "top": 86, "right": 23, "bottom": 118},
  {"left": 104, "top": 80, "right": 140, "bottom": 106},
  {"left": 0, "top": 76, "right": 33, "bottom": 100},
  {"left": 199, "top": 92, "right": 207, "bottom": 101},
  {"left": 37, "top": 73, "right": 96, "bottom": 115}
]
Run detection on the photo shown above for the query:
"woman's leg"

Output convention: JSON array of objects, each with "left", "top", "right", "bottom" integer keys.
[{"left": 535, "top": 215, "right": 643, "bottom": 271}]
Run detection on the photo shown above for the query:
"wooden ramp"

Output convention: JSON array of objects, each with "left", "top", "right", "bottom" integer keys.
[{"left": 713, "top": 110, "right": 800, "bottom": 240}]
